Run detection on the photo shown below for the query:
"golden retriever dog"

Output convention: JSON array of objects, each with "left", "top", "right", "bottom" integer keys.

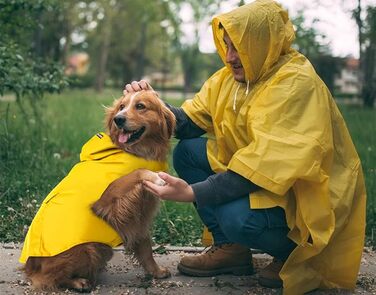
[{"left": 22, "top": 90, "right": 175, "bottom": 292}]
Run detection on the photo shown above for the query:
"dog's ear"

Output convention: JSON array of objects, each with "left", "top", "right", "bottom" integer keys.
[
  {"left": 162, "top": 106, "right": 176, "bottom": 139},
  {"left": 104, "top": 98, "right": 120, "bottom": 132}
]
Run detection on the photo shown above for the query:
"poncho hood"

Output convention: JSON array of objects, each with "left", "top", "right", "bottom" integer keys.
[{"left": 212, "top": 0, "right": 295, "bottom": 83}]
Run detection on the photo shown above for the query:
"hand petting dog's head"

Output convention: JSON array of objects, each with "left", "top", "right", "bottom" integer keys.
[{"left": 106, "top": 90, "right": 175, "bottom": 161}]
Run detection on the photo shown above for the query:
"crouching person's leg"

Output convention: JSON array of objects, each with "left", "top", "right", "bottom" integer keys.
[
  {"left": 173, "top": 138, "right": 253, "bottom": 276},
  {"left": 217, "top": 197, "right": 296, "bottom": 288}
]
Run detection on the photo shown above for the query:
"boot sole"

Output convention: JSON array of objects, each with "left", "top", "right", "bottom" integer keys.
[{"left": 177, "top": 263, "right": 254, "bottom": 277}]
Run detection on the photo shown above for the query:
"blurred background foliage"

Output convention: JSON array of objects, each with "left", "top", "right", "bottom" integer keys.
[{"left": 1, "top": 0, "right": 375, "bottom": 107}]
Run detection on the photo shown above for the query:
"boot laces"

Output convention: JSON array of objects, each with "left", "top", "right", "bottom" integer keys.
[
  {"left": 204, "top": 245, "right": 219, "bottom": 255},
  {"left": 205, "top": 243, "right": 233, "bottom": 255}
]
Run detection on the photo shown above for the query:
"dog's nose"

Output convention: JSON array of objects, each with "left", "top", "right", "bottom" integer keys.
[{"left": 114, "top": 115, "right": 126, "bottom": 128}]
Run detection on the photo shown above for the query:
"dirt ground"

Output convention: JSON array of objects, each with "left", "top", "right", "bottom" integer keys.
[{"left": 0, "top": 243, "right": 375, "bottom": 295}]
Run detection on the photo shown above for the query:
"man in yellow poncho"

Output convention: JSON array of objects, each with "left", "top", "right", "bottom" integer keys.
[{"left": 126, "top": 0, "right": 367, "bottom": 293}]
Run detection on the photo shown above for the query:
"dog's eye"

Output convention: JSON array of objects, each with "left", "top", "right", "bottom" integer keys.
[
  {"left": 119, "top": 104, "right": 125, "bottom": 110},
  {"left": 135, "top": 103, "right": 145, "bottom": 110}
]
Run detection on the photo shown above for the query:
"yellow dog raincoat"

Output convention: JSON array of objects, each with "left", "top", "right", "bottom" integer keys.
[
  {"left": 20, "top": 132, "right": 167, "bottom": 263},
  {"left": 183, "top": 0, "right": 366, "bottom": 293}
]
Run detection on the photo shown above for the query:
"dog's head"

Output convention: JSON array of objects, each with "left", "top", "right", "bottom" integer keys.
[{"left": 105, "top": 90, "right": 176, "bottom": 161}]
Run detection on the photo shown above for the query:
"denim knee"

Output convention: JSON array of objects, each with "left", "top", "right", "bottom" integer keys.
[
  {"left": 217, "top": 202, "right": 295, "bottom": 259},
  {"left": 172, "top": 140, "right": 191, "bottom": 174},
  {"left": 220, "top": 212, "right": 265, "bottom": 247},
  {"left": 216, "top": 198, "right": 266, "bottom": 247},
  {"left": 172, "top": 138, "right": 213, "bottom": 185}
]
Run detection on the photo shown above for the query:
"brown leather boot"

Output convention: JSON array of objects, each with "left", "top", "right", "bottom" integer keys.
[
  {"left": 258, "top": 258, "right": 284, "bottom": 288},
  {"left": 177, "top": 243, "right": 253, "bottom": 276}
]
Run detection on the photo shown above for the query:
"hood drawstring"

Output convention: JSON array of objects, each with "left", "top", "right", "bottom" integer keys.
[
  {"left": 233, "top": 84, "right": 241, "bottom": 112},
  {"left": 233, "top": 80, "right": 250, "bottom": 112}
]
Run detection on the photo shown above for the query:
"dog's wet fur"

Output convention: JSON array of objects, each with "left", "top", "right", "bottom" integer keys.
[{"left": 23, "top": 90, "right": 176, "bottom": 292}]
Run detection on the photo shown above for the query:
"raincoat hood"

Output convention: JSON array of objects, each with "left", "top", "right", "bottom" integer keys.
[
  {"left": 212, "top": 0, "right": 295, "bottom": 83},
  {"left": 20, "top": 133, "right": 167, "bottom": 263}
]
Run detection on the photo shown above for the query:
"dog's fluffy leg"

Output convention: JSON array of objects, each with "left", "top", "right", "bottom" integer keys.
[
  {"left": 24, "top": 243, "right": 112, "bottom": 292},
  {"left": 92, "top": 168, "right": 169, "bottom": 279},
  {"left": 132, "top": 237, "right": 170, "bottom": 278},
  {"left": 26, "top": 262, "right": 93, "bottom": 292},
  {"left": 93, "top": 169, "right": 163, "bottom": 205}
]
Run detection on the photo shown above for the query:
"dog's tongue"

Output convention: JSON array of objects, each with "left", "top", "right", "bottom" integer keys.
[{"left": 118, "top": 133, "right": 130, "bottom": 143}]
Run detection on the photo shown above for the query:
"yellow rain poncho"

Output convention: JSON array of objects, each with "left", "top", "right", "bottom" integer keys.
[
  {"left": 20, "top": 132, "right": 167, "bottom": 263},
  {"left": 182, "top": 0, "right": 366, "bottom": 293}
]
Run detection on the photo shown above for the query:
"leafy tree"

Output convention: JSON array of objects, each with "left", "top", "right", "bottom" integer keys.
[
  {"left": 294, "top": 0, "right": 375, "bottom": 107},
  {"left": 292, "top": 11, "right": 330, "bottom": 57},
  {"left": 0, "top": 0, "right": 68, "bottom": 119},
  {"left": 110, "top": 1, "right": 172, "bottom": 85},
  {"left": 357, "top": 5, "right": 376, "bottom": 107},
  {"left": 164, "top": 0, "right": 222, "bottom": 93},
  {"left": 292, "top": 11, "right": 342, "bottom": 93},
  {"left": 180, "top": 44, "right": 202, "bottom": 93},
  {"left": 344, "top": 0, "right": 375, "bottom": 106},
  {"left": 79, "top": 0, "right": 173, "bottom": 91}
]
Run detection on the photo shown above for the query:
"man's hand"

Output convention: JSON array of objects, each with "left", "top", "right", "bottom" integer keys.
[
  {"left": 143, "top": 172, "right": 195, "bottom": 203},
  {"left": 123, "top": 80, "right": 154, "bottom": 95}
]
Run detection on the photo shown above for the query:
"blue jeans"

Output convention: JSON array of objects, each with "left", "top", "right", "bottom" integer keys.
[{"left": 173, "top": 137, "right": 296, "bottom": 261}]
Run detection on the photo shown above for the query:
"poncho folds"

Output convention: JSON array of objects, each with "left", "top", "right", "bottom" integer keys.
[
  {"left": 20, "top": 133, "right": 167, "bottom": 263},
  {"left": 182, "top": 0, "right": 366, "bottom": 293}
]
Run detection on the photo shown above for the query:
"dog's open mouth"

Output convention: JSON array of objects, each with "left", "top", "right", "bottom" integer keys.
[{"left": 118, "top": 127, "right": 145, "bottom": 144}]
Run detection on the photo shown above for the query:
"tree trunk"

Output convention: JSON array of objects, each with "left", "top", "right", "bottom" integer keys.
[
  {"left": 353, "top": 0, "right": 363, "bottom": 101},
  {"left": 33, "top": 12, "right": 43, "bottom": 57},
  {"left": 61, "top": 2, "right": 75, "bottom": 65},
  {"left": 135, "top": 18, "right": 148, "bottom": 80},
  {"left": 61, "top": 18, "right": 72, "bottom": 66},
  {"left": 359, "top": 5, "right": 376, "bottom": 107},
  {"left": 95, "top": 13, "right": 113, "bottom": 92},
  {"left": 363, "top": 43, "right": 376, "bottom": 107}
]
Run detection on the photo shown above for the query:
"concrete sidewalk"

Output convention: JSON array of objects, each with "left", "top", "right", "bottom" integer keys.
[{"left": 1, "top": 244, "right": 375, "bottom": 295}]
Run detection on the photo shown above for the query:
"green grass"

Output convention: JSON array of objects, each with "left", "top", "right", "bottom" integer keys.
[
  {"left": 338, "top": 104, "right": 376, "bottom": 243},
  {"left": 0, "top": 89, "right": 375, "bottom": 247},
  {"left": 0, "top": 89, "right": 203, "bottom": 245}
]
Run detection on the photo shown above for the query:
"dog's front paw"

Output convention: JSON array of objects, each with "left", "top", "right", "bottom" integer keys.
[
  {"left": 142, "top": 170, "right": 166, "bottom": 186},
  {"left": 71, "top": 278, "right": 92, "bottom": 293},
  {"left": 153, "top": 176, "right": 166, "bottom": 186},
  {"left": 152, "top": 266, "right": 171, "bottom": 279}
]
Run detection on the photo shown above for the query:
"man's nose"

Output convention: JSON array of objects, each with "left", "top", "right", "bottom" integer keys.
[{"left": 226, "top": 47, "right": 237, "bottom": 63}]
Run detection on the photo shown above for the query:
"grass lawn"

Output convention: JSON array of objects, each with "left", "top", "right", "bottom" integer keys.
[{"left": 0, "top": 89, "right": 375, "bottom": 246}]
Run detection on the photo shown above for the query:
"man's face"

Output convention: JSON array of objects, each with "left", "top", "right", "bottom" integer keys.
[{"left": 223, "top": 31, "right": 245, "bottom": 83}]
